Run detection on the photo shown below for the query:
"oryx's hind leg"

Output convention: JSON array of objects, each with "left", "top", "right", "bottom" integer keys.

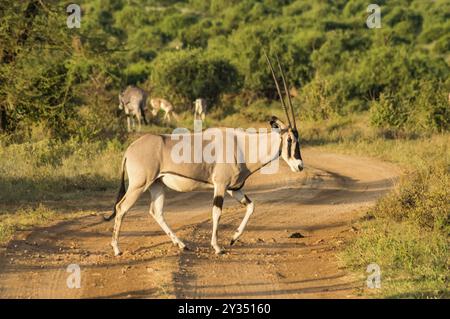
[
  {"left": 111, "top": 183, "right": 145, "bottom": 256},
  {"left": 211, "top": 184, "right": 226, "bottom": 254},
  {"left": 227, "top": 190, "right": 254, "bottom": 246},
  {"left": 149, "top": 182, "right": 187, "bottom": 250}
]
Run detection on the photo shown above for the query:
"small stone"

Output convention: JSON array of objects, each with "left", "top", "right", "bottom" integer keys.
[
  {"left": 289, "top": 232, "right": 304, "bottom": 239},
  {"left": 276, "top": 272, "right": 286, "bottom": 279}
]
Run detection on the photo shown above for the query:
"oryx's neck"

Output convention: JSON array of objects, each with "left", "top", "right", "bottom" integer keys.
[{"left": 240, "top": 130, "right": 282, "bottom": 175}]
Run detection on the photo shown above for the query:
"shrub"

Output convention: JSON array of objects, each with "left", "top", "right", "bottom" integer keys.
[
  {"left": 370, "top": 163, "right": 449, "bottom": 231},
  {"left": 150, "top": 49, "right": 241, "bottom": 107},
  {"left": 370, "top": 92, "right": 408, "bottom": 131}
]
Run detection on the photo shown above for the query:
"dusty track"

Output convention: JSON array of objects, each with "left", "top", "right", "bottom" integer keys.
[{"left": 0, "top": 148, "right": 399, "bottom": 298}]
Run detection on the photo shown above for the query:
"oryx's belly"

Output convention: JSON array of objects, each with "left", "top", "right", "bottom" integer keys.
[{"left": 159, "top": 173, "right": 213, "bottom": 192}]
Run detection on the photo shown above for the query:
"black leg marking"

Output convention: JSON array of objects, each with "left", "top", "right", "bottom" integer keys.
[
  {"left": 241, "top": 195, "right": 252, "bottom": 206},
  {"left": 213, "top": 195, "right": 224, "bottom": 208}
]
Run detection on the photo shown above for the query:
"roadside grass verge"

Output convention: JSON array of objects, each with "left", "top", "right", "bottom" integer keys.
[
  {"left": 0, "top": 136, "right": 124, "bottom": 203},
  {"left": 0, "top": 134, "right": 125, "bottom": 246},
  {"left": 343, "top": 164, "right": 449, "bottom": 298},
  {"left": 298, "top": 113, "right": 449, "bottom": 298},
  {"left": 0, "top": 204, "right": 56, "bottom": 245},
  {"left": 0, "top": 204, "right": 94, "bottom": 246}
]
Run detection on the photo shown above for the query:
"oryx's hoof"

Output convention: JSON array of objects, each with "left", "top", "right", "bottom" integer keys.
[
  {"left": 214, "top": 248, "right": 225, "bottom": 255},
  {"left": 230, "top": 239, "right": 236, "bottom": 246},
  {"left": 175, "top": 242, "right": 189, "bottom": 251},
  {"left": 111, "top": 243, "right": 122, "bottom": 256}
]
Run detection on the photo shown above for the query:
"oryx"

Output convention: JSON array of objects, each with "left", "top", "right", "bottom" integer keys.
[
  {"left": 104, "top": 53, "right": 303, "bottom": 256},
  {"left": 194, "top": 98, "right": 207, "bottom": 121},
  {"left": 150, "top": 98, "right": 179, "bottom": 122},
  {"left": 118, "top": 86, "right": 148, "bottom": 132}
]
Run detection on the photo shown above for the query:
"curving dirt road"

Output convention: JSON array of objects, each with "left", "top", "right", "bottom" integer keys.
[{"left": 0, "top": 148, "right": 399, "bottom": 298}]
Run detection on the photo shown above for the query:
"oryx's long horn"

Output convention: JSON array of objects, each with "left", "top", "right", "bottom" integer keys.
[
  {"left": 263, "top": 51, "right": 292, "bottom": 128},
  {"left": 276, "top": 55, "right": 297, "bottom": 130}
]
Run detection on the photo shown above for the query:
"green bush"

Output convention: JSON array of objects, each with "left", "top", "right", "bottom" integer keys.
[
  {"left": 150, "top": 49, "right": 241, "bottom": 106},
  {"left": 371, "top": 163, "right": 449, "bottom": 230},
  {"left": 1, "top": 0, "right": 449, "bottom": 138},
  {"left": 370, "top": 93, "right": 408, "bottom": 131},
  {"left": 370, "top": 81, "right": 450, "bottom": 134}
]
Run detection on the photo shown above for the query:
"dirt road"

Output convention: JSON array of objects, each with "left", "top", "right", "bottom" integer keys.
[{"left": 0, "top": 148, "right": 399, "bottom": 298}]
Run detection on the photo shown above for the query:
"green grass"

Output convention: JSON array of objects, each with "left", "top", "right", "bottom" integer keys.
[
  {"left": 0, "top": 130, "right": 123, "bottom": 245},
  {"left": 0, "top": 204, "right": 93, "bottom": 245},
  {"left": 0, "top": 136, "right": 124, "bottom": 203},
  {"left": 344, "top": 220, "right": 448, "bottom": 298},
  {"left": 343, "top": 163, "right": 449, "bottom": 298},
  {"left": 0, "top": 204, "right": 56, "bottom": 245}
]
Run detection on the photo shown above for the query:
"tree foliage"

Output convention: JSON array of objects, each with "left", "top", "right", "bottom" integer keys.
[{"left": 0, "top": 0, "right": 449, "bottom": 137}]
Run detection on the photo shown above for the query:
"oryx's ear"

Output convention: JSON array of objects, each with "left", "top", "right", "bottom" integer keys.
[{"left": 269, "top": 116, "right": 288, "bottom": 130}]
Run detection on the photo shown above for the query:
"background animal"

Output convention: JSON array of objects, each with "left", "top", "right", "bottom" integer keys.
[
  {"left": 119, "top": 86, "right": 148, "bottom": 132},
  {"left": 194, "top": 98, "right": 207, "bottom": 121},
  {"left": 150, "top": 98, "right": 179, "bottom": 122}
]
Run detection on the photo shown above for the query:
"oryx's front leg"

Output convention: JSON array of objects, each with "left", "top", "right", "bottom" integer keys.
[
  {"left": 227, "top": 190, "right": 254, "bottom": 246},
  {"left": 211, "top": 184, "right": 226, "bottom": 254},
  {"left": 126, "top": 116, "right": 131, "bottom": 133},
  {"left": 148, "top": 182, "right": 187, "bottom": 250},
  {"left": 137, "top": 115, "right": 142, "bottom": 132}
]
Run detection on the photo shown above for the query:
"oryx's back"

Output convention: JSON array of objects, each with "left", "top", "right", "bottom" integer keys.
[{"left": 122, "top": 86, "right": 147, "bottom": 110}]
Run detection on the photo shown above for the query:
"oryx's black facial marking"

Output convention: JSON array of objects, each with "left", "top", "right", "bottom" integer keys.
[
  {"left": 293, "top": 141, "right": 301, "bottom": 160},
  {"left": 287, "top": 137, "right": 292, "bottom": 158},
  {"left": 213, "top": 196, "right": 224, "bottom": 208},
  {"left": 291, "top": 129, "right": 302, "bottom": 160}
]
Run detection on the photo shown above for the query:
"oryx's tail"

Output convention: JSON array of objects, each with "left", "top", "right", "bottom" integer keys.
[{"left": 104, "top": 157, "right": 127, "bottom": 221}]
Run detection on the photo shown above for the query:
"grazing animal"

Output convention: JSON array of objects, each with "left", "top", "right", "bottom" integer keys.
[
  {"left": 104, "top": 53, "right": 303, "bottom": 256},
  {"left": 150, "top": 98, "right": 179, "bottom": 122},
  {"left": 119, "top": 86, "right": 148, "bottom": 132},
  {"left": 194, "top": 98, "right": 207, "bottom": 121}
]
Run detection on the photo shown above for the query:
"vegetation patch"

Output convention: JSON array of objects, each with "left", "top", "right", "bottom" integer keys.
[
  {"left": 0, "top": 205, "right": 57, "bottom": 245},
  {"left": 300, "top": 115, "right": 449, "bottom": 298}
]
